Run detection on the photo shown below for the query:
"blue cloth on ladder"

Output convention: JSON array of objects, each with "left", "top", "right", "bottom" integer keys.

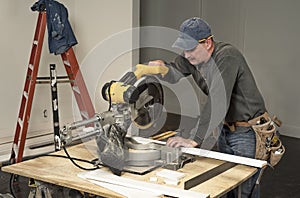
[{"left": 31, "top": 0, "right": 78, "bottom": 55}]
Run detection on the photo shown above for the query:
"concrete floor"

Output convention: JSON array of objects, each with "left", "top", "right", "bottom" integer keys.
[
  {"left": 260, "top": 135, "right": 300, "bottom": 197},
  {"left": 0, "top": 135, "right": 299, "bottom": 198}
]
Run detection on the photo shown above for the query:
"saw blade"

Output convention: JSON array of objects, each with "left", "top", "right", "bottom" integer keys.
[{"left": 131, "top": 76, "right": 164, "bottom": 130}]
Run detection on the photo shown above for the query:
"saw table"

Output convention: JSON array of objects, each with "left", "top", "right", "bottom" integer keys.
[{"left": 1, "top": 139, "right": 257, "bottom": 198}]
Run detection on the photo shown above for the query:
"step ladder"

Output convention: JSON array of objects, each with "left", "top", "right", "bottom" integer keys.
[{"left": 10, "top": 11, "right": 95, "bottom": 164}]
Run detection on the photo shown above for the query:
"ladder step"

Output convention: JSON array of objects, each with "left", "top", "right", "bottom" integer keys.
[
  {"left": 23, "top": 91, "right": 28, "bottom": 99},
  {"left": 18, "top": 118, "right": 23, "bottom": 127},
  {"left": 72, "top": 86, "right": 80, "bottom": 94},
  {"left": 33, "top": 40, "right": 38, "bottom": 45},
  {"left": 28, "top": 64, "right": 34, "bottom": 70},
  {"left": 81, "top": 111, "right": 89, "bottom": 119},
  {"left": 13, "top": 143, "right": 19, "bottom": 156},
  {"left": 63, "top": 60, "right": 70, "bottom": 66}
]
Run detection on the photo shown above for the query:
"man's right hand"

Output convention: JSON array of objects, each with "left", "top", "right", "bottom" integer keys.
[
  {"left": 133, "top": 60, "right": 169, "bottom": 80},
  {"left": 148, "top": 60, "right": 165, "bottom": 66}
]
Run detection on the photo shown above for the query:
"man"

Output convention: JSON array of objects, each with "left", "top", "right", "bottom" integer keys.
[{"left": 137, "top": 17, "right": 266, "bottom": 197}]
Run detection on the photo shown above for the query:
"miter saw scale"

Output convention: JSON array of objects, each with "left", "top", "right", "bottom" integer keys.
[{"left": 59, "top": 68, "right": 194, "bottom": 175}]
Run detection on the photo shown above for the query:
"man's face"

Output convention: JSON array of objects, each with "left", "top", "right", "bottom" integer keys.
[{"left": 183, "top": 43, "right": 210, "bottom": 65}]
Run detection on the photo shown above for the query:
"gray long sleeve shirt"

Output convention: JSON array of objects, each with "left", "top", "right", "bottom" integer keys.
[{"left": 162, "top": 41, "right": 266, "bottom": 144}]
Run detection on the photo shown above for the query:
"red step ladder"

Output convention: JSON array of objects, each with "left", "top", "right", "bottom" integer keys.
[{"left": 10, "top": 11, "right": 95, "bottom": 164}]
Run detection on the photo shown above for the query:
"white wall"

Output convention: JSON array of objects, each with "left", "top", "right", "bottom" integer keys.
[
  {"left": 72, "top": 0, "right": 136, "bottom": 113},
  {"left": 0, "top": 0, "right": 136, "bottom": 161},
  {"left": 0, "top": 1, "right": 71, "bottom": 139},
  {"left": 202, "top": 0, "right": 300, "bottom": 138}
]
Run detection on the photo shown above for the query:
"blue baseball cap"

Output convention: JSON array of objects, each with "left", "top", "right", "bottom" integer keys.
[{"left": 172, "top": 17, "right": 212, "bottom": 50}]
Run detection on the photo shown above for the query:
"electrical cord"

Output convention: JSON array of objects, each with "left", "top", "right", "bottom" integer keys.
[
  {"left": 44, "top": 154, "right": 98, "bottom": 165},
  {"left": 62, "top": 146, "right": 99, "bottom": 171},
  {"left": 8, "top": 149, "right": 100, "bottom": 198},
  {"left": 8, "top": 148, "right": 103, "bottom": 198},
  {"left": 60, "top": 145, "right": 124, "bottom": 173},
  {"left": 9, "top": 173, "right": 17, "bottom": 198}
]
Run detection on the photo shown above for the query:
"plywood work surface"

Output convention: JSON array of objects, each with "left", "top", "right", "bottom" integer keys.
[{"left": 2, "top": 140, "right": 257, "bottom": 198}]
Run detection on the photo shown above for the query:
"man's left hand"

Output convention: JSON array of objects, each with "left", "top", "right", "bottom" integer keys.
[{"left": 166, "top": 136, "right": 198, "bottom": 148}]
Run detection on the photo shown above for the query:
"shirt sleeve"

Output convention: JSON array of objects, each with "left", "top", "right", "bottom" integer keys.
[
  {"left": 162, "top": 56, "right": 209, "bottom": 95},
  {"left": 160, "top": 55, "right": 191, "bottom": 83}
]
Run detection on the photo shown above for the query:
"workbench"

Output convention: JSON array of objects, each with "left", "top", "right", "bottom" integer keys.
[{"left": 1, "top": 139, "right": 258, "bottom": 198}]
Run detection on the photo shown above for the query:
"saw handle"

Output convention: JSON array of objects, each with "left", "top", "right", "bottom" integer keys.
[{"left": 134, "top": 64, "right": 169, "bottom": 80}]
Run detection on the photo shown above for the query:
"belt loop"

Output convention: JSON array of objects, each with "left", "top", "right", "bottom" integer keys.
[{"left": 224, "top": 122, "right": 236, "bottom": 132}]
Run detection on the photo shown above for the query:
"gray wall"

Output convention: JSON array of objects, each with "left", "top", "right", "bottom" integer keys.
[
  {"left": 140, "top": 0, "right": 300, "bottom": 138},
  {"left": 202, "top": 0, "right": 300, "bottom": 138},
  {"left": 140, "top": 0, "right": 202, "bottom": 62},
  {"left": 140, "top": 0, "right": 208, "bottom": 118}
]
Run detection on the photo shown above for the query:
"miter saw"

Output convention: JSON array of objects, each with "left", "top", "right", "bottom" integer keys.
[{"left": 58, "top": 65, "right": 194, "bottom": 175}]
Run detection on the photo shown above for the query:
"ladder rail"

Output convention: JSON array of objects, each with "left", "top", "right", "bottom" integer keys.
[
  {"left": 11, "top": 12, "right": 47, "bottom": 163},
  {"left": 61, "top": 48, "right": 95, "bottom": 120}
]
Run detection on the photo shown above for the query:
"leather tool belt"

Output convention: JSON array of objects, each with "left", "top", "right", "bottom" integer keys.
[
  {"left": 225, "top": 112, "right": 285, "bottom": 167},
  {"left": 224, "top": 121, "right": 251, "bottom": 132}
]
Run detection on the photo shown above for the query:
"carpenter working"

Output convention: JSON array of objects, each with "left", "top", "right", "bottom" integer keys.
[{"left": 134, "top": 17, "right": 284, "bottom": 198}]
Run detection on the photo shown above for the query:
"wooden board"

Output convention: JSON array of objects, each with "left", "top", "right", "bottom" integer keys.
[
  {"left": 1, "top": 140, "right": 257, "bottom": 198},
  {"left": 190, "top": 165, "right": 257, "bottom": 197}
]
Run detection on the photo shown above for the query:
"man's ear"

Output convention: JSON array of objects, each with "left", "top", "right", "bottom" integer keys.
[{"left": 205, "top": 38, "right": 214, "bottom": 51}]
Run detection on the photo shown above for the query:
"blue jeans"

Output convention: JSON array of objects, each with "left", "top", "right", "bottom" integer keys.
[{"left": 218, "top": 125, "right": 260, "bottom": 198}]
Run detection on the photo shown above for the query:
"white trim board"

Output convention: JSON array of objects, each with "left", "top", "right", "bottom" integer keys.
[
  {"left": 78, "top": 169, "right": 208, "bottom": 198},
  {"left": 181, "top": 148, "right": 267, "bottom": 168},
  {"left": 132, "top": 137, "right": 267, "bottom": 168}
]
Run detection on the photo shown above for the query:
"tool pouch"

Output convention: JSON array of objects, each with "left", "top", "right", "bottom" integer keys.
[
  {"left": 249, "top": 113, "right": 285, "bottom": 167},
  {"left": 269, "top": 137, "right": 285, "bottom": 167}
]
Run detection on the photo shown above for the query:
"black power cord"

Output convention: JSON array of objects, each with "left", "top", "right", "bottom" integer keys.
[
  {"left": 62, "top": 146, "right": 99, "bottom": 171},
  {"left": 9, "top": 173, "right": 17, "bottom": 198},
  {"left": 8, "top": 147, "right": 100, "bottom": 198}
]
